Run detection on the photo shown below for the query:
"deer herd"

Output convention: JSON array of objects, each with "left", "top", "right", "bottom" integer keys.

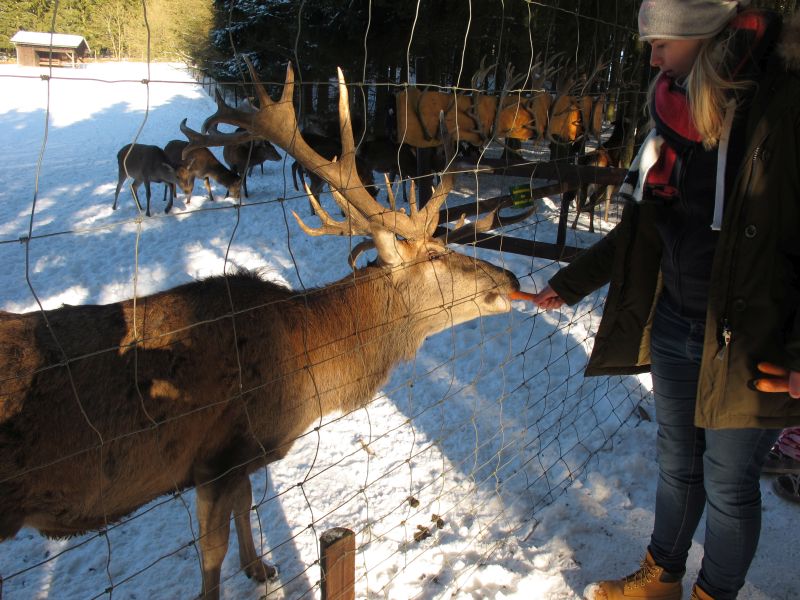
[{"left": 111, "top": 92, "right": 425, "bottom": 218}]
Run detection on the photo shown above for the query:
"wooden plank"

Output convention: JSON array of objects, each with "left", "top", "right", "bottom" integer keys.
[
  {"left": 320, "top": 527, "right": 355, "bottom": 600},
  {"left": 434, "top": 183, "right": 598, "bottom": 263},
  {"left": 451, "top": 232, "right": 584, "bottom": 263},
  {"left": 451, "top": 158, "right": 627, "bottom": 187},
  {"left": 438, "top": 180, "right": 579, "bottom": 225}
]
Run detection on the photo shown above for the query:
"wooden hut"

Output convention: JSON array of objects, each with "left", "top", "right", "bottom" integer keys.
[{"left": 10, "top": 31, "right": 90, "bottom": 67}]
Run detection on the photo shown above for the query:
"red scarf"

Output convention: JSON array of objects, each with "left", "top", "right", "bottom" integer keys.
[{"left": 643, "top": 9, "right": 775, "bottom": 200}]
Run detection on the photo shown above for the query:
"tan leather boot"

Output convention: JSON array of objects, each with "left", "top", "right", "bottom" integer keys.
[
  {"left": 583, "top": 551, "right": 684, "bottom": 600},
  {"left": 690, "top": 584, "right": 714, "bottom": 600}
]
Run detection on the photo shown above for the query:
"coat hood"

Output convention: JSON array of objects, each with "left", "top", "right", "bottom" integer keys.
[{"left": 777, "top": 10, "right": 800, "bottom": 71}]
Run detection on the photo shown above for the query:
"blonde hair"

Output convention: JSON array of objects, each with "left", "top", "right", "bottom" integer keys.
[{"left": 647, "top": 32, "right": 752, "bottom": 149}]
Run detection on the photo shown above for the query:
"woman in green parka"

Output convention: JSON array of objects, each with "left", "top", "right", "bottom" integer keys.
[{"left": 532, "top": 1, "right": 800, "bottom": 599}]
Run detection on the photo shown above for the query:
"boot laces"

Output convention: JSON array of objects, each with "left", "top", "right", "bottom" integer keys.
[{"left": 624, "top": 557, "right": 660, "bottom": 588}]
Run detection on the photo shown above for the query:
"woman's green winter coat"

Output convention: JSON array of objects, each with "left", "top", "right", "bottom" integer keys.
[{"left": 549, "top": 13, "right": 800, "bottom": 429}]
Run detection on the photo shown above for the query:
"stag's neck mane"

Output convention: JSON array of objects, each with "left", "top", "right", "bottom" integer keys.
[
  {"left": 296, "top": 263, "right": 426, "bottom": 373},
  {"left": 229, "top": 265, "right": 429, "bottom": 419}
]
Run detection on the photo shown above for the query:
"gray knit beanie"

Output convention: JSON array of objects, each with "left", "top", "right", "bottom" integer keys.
[{"left": 638, "top": 0, "right": 751, "bottom": 41}]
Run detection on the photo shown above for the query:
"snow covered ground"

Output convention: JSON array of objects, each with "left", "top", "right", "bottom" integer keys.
[{"left": 0, "top": 62, "right": 795, "bottom": 600}]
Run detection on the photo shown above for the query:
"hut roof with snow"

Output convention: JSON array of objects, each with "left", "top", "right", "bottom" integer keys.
[{"left": 10, "top": 31, "right": 90, "bottom": 67}]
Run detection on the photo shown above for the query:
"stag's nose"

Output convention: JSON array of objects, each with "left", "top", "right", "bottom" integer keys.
[
  {"left": 502, "top": 269, "right": 544, "bottom": 306},
  {"left": 500, "top": 267, "right": 521, "bottom": 293}
]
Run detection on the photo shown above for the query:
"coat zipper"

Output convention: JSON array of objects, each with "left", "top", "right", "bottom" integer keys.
[
  {"left": 715, "top": 143, "right": 762, "bottom": 361},
  {"left": 716, "top": 318, "right": 732, "bottom": 360}
]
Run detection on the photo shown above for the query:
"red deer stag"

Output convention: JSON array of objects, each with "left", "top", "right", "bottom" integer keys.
[
  {"left": 164, "top": 134, "right": 243, "bottom": 212},
  {"left": 113, "top": 143, "right": 181, "bottom": 216},
  {"left": 0, "top": 63, "right": 529, "bottom": 600}
]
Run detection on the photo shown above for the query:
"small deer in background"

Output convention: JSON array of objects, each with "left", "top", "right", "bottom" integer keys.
[
  {"left": 222, "top": 129, "right": 281, "bottom": 198},
  {"left": 113, "top": 143, "right": 180, "bottom": 216},
  {"left": 355, "top": 137, "right": 417, "bottom": 201},
  {"left": 568, "top": 146, "right": 617, "bottom": 233},
  {"left": 164, "top": 133, "right": 243, "bottom": 212},
  {"left": 289, "top": 131, "right": 379, "bottom": 210},
  {"left": 1, "top": 61, "right": 532, "bottom": 600}
]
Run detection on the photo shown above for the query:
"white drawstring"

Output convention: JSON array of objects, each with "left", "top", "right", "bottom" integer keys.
[
  {"left": 618, "top": 128, "right": 664, "bottom": 203},
  {"left": 712, "top": 99, "right": 737, "bottom": 231}
]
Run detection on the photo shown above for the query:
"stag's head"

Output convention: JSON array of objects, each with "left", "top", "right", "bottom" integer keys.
[
  {"left": 173, "top": 164, "right": 195, "bottom": 198},
  {"left": 182, "top": 61, "right": 528, "bottom": 336},
  {"left": 224, "top": 178, "right": 243, "bottom": 200}
]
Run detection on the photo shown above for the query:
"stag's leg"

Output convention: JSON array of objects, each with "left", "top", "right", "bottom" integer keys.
[
  {"left": 129, "top": 180, "right": 144, "bottom": 214},
  {"left": 185, "top": 176, "right": 195, "bottom": 206},
  {"left": 231, "top": 475, "right": 277, "bottom": 582},
  {"left": 587, "top": 188, "right": 603, "bottom": 234},
  {"left": 290, "top": 161, "right": 302, "bottom": 194},
  {"left": 308, "top": 177, "right": 325, "bottom": 215},
  {"left": 143, "top": 181, "right": 153, "bottom": 217},
  {"left": 204, "top": 177, "right": 215, "bottom": 202},
  {"left": 564, "top": 189, "right": 580, "bottom": 230},
  {"left": 569, "top": 185, "right": 596, "bottom": 231},
  {"left": 194, "top": 473, "right": 236, "bottom": 600},
  {"left": 113, "top": 170, "right": 126, "bottom": 210},
  {"left": 165, "top": 183, "right": 175, "bottom": 214}
]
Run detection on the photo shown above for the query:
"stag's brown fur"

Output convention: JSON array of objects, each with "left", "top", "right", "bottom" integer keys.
[
  {"left": 0, "top": 252, "right": 517, "bottom": 595},
  {"left": 1, "top": 61, "right": 525, "bottom": 600}
]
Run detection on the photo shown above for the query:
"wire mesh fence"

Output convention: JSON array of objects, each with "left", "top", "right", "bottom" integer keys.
[{"left": 0, "top": 1, "right": 673, "bottom": 598}]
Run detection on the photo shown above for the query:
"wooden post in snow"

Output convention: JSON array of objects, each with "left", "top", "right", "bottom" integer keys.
[{"left": 320, "top": 527, "right": 355, "bottom": 600}]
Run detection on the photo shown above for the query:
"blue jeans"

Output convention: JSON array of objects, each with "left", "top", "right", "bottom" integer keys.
[{"left": 648, "top": 295, "right": 779, "bottom": 599}]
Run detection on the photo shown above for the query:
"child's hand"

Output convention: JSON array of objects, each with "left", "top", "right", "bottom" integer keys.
[{"left": 752, "top": 362, "right": 800, "bottom": 399}]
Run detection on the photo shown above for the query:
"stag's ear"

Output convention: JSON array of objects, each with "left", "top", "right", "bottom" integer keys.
[{"left": 372, "top": 227, "right": 407, "bottom": 268}]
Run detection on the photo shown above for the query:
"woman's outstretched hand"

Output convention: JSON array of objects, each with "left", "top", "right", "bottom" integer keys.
[{"left": 530, "top": 285, "right": 566, "bottom": 311}]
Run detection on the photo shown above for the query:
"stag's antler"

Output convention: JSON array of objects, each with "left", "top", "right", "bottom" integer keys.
[
  {"left": 181, "top": 118, "right": 257, "bottom": 149},
  {"left": 578, "top": 55, "right": 611, "bottom": 96},
  {"left": 528, "top": 51, "right": 563, "bottom": 91},
  {"left": 185, "top": 58, "right": 451, "bottom": 243}
]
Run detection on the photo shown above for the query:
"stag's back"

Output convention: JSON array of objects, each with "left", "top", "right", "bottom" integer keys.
[
  {"left": 0, "top": 269, "right": 422, "bottom": 539},
  {"left": 0, "top": 275, "right": 298, "bottom": 538}
]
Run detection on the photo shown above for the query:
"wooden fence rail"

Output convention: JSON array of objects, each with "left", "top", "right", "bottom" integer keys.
[{"left": 443, "top": 159, "right": 627, "bottom": 262}]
